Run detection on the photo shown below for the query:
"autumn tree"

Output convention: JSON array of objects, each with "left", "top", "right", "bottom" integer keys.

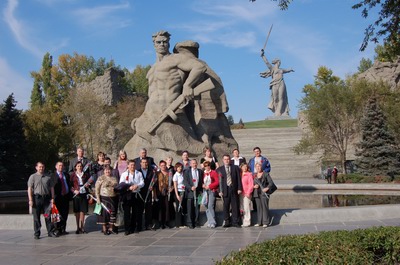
[
  {"left": 294, "top": 67, "right": 363, "bottom": 173},
  {"left": 0, "top": 94, "right": 29, "bottom": 190},
  {"left": 355, "top": 97, "right": 400, "bottom": 177}
]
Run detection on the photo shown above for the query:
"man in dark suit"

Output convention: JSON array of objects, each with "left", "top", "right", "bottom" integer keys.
[
  {"left": 134, "top": 148, "right": 157, "bottom": 171},
  {"left": 52, "top": 161, "right": 71, "bottom": 235},
  {"left": 138, "top": 158, "right": 157, "bottom": 230},
  {"left": 183, "top": 159, "right": 203, "bottom": 228},
  {"left": 68, "top": 147, "right": 90, "bottom": 174},
  {"left": 217, "top": 154, "right": 243, "bottom": 228}
]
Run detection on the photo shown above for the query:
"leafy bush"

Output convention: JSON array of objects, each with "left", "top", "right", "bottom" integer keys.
[
  {"left": 215, "top": 226, "right": 400, "bottom": 265},
  {"left": 336, "top": 173, "right": 398, "bottom": 183}
]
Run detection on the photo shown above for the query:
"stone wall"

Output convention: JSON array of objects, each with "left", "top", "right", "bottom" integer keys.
[{"left": 76, "top": 67, "right": 127, "bottom": 106}]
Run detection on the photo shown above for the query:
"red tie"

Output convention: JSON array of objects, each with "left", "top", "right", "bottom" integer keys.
[{"left": 59, "top": 173, "right": 67, "bottom": 195}]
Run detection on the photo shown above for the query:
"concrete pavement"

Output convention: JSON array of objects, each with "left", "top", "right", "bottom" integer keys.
[{"left": 1, "top": 181, "right": 399, "bottom": 264}]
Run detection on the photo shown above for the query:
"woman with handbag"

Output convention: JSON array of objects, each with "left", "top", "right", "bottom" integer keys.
[
  {"left": 202, "top": 161, "right": 219, "bottom": 228},
  {"left": 95, "top": 165, "right": 118, "bottom": 235},
  {"left": 70, "top": 161, "right": 90, "bottom": 234},
  {"left": 253, "top": 162, "right": 274, "bottom": 228}
]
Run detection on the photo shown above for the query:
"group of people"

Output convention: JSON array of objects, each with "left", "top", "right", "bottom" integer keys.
[{"left": 27, "top": 146, "right": 276, "bottom": 239}]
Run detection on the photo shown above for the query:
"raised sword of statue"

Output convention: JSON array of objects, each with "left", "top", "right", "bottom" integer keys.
[{"left": 261, "top": 24, "right": 273, "bottom": 53}]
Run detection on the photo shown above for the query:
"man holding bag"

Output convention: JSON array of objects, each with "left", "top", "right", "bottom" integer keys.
[{"left": 27, "top": 162, "right": 58, "bottom": 239}]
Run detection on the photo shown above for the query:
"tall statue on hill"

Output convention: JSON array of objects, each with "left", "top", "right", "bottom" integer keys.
[
  {"left": 124, "top": 30, "right": 237, "bottom": 161},
  {"left": 260, "top": 49, "right": 294, "bottom": 117}
]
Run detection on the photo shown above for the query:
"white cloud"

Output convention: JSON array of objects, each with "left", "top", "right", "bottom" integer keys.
[
  {"left": 0, "top": 57, "right": 31, "bottom": 110},
  {"left": 72, "top": 2, "right": 131, "bottom": 29},
  {"left": 3, "top": 0, "right": 43, "bottom": 58}
]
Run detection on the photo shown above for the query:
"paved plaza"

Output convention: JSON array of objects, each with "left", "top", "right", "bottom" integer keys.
[{"left": 0, "top": 216, "right": 399, "bottom": 265}]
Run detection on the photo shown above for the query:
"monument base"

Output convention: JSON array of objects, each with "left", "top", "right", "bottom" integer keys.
[{"left": 265, "top": 115, "right": 292, "bottom": 120}]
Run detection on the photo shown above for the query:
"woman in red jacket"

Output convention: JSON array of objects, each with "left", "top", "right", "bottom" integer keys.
[
  {"left": 70, "top": 161, "right": 90, "bottom": 234},
  {"left": 202, "top": 161, "right": 219, "bottom": 228}
]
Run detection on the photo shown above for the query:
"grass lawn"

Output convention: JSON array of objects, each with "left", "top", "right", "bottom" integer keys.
[{"left": 243, "top": 119, "right": 298, "bottom": 129}]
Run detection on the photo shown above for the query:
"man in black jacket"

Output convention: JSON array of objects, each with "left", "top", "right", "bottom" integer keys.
[
  {"left": 183, "top": 159, "right": 203, "bottom": 228},
  {"left": 138, "top": 158, "right": 157, "bottom": 230},
  {"left": 134, "top": 148, "right": 157, "bottom": 171},
  {"left": 52, "top": 161, "right": 71, "bottom": 235},
  {"left": 217, "top": 154, "right": 243, "bottom": 228}
]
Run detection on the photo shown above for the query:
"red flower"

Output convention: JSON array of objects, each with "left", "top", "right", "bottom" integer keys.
[
  {"left": 192, "top": 179, "right": 196, "bottom": 182},
  {"left": 181, "top": 186, "right": 185, "bottom": 189},
  {"left": 126, "top": 175, "right": 129, "bottom": 181}
]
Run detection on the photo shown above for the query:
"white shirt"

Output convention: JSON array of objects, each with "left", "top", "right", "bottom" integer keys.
[
  {"left": 173, "top": 172, "right": 185, "bottom": 192},
  {"left": 120, "top": 170, "right": 144, "bottom": 193},
  {"left": 191, "top": 168, "right": 199, "bottom": 188}
]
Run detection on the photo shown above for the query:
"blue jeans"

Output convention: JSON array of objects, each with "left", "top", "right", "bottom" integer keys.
[{"left": 205, "top": 190, "right": 216, "bottom": 226}]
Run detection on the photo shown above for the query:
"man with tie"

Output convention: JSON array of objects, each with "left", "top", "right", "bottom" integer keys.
[
  {"left": 183, "top": 159, "right": 203, "bottom": 228},
  {"left": 217, "top": 154, "right": 243, "bottom": 228},
  {"left": 52, "top": 161, "right": 71, "bottom": 235}
]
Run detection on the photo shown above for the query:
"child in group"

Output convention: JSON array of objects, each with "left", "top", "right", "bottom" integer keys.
[{"left": 240, "top": 163, "right": 254, "bottom": 227}]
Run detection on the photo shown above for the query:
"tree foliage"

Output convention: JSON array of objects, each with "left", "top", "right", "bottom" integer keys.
[
  {"left": 358, "top": 57, "right": 373, "bottom": 73},
  {"left": 352, "top": 0, "right": 400, "bottom": 57},
  {"left": 354, "top": 97, "right": 400, "bottom": 177},
  {"left": 295, "top": 67, "right": 363, "bottom": 173},
  {"left": 23, "top": 104, "right": 73, "bottom": 169},
  {"left": 0, "top": 94, "right": 29, "bottom": 190},
  {"left": 122, "top": 65, "right": 151, "bottom": 95}
]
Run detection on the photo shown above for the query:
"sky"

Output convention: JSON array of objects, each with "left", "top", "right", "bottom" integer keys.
[{"left": 0, "top": 0, "right": 379, "bottom": 122}]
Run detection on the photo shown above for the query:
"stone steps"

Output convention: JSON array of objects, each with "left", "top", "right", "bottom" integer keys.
[{"left": 232, "top": 127, "right": 321, "bottom": 179}]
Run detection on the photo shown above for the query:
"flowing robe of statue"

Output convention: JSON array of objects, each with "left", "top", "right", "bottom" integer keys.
[
  {"left": 260, "top": 51, "right": 293, "bottom": 116},
  {"left": 124, "top": 33, "right": 237, "bottom": 161}
]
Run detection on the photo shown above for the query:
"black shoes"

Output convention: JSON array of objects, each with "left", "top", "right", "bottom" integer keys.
[
  {"left": 34, "top": 235, "right": 40, "bottom": 240},
  {"left": 223, "top": 223, "right": 231, "bottom": 228},
  {"left": 233, "top": 224, "right": 241, "bottom": 228},
  {"left": 48, "top": 232, "right": 59, "bottom": 238}
]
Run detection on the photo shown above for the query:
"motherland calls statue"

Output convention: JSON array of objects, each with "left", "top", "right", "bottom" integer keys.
[
  {"left": 260, "top": 49, "right": 294, "bottom": 117},
  {"left": 124, "top": 30, "right": 237, "bottom": 161}
]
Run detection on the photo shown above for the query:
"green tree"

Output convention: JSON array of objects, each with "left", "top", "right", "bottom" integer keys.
[
  {"left": 294, "top": 67, "right": 362, "bottom": 173},
  {"left": 23, "top": 104, "right": 72, "bottom": 168},
  {"left": 354, "top": 97, "right": 400, "bottom": 177},
  {"left": 352, "top": 0, "right": 400, "bottom": 57},
  {"left": 122, "top": 65, "right": 150, "bottom": 94},
  {"left": 358, "top": 57, "right": 373, "bottom": 73},
  {"left": 374, "top": 43, "right": 399, "bottom": 62},
  {"left": 226, "top": 114, "right": 235, "bottom": 125},
  {"left": 30, "top": 75, "right": 44, "bottom": 108},
  {"left": 0, "top": 94, "right": 29, "bottom": 190}
]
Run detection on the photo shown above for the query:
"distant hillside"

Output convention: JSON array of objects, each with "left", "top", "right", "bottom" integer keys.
[{"left": 241, "top": 119, "right": 298, "bottom": 129}]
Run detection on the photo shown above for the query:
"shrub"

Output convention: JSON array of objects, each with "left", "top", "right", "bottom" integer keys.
[
  {"left": 337, "top": 173, "right": 395, "bottom": 183},
  {"left": 215, "top": 226, "right": 400, "bottom": 265}
]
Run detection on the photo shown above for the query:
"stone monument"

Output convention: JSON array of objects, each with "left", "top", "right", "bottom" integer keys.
[
  {"left": 260, "top": 50, "right": 294, "bottom": 117},
  {"left": 124, "top": 30, "right": 238, "bottom": 161}
]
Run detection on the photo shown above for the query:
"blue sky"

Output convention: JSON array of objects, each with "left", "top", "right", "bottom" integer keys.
[{"left": 0, "top": 0, "right": 378, "bottom": 122}]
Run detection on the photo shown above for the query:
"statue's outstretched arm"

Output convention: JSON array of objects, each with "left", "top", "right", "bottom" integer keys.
[
  {"left": 260, "top": 49, "right": 273, "bottom": 70},
  {"left": 282, "top": 68, "right": 294, "bottom": 74}
]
